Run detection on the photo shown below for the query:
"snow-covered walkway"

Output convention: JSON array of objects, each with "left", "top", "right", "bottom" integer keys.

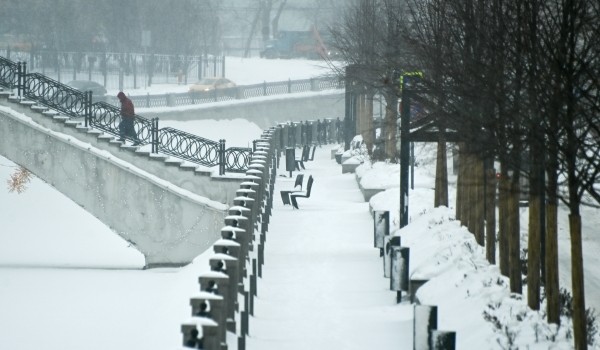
[{"left": 246, "top": 147, "right": 413, "bottom": 350}]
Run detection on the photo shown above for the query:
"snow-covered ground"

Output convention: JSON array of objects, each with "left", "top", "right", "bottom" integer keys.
[{"left": 1, "top": 58, "right": 599, "bottom": 349}]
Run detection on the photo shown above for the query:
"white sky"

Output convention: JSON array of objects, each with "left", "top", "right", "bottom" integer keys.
[{"left": 0, "top": 57, "right": 599, "bottom": 350}]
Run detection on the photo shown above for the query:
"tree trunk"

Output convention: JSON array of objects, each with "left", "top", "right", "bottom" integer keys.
[
  {"left": 474, "top": 156, "right": 485, "bottom": 246},
  {"left": 244, "top": 5, "right": 262, "bottom": 58},
  {"left": 527, "top": 168, "right": 541, "bottom": 310},
  {"left": 485, "top": 166, "right": 497, "bottom": 264},
  {"left": 545, "top": 164, "right": 560, "bottom": 324},
  {"left": 498, "top": 162, "right": 510, "bottom": 276},
  {"left": 456, "top": 144, "right": 465, "bottom": 221},
  {"left": 467, "top": 151, "right": 477, "bottom": 235},
  {"left": 435, "top": 140, "right": 449, "bottom": 207},
  {"left": 569, "top": 214, "right": 587, "bottom": 350},
  {"left": 508, "top": 177, "right": 522, "bottom": 294},
  {"left": 384, "top": 92, "right": 398, "bottom": 159}
]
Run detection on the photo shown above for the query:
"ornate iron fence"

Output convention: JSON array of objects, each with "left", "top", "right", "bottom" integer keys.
[
  {"left": 0, "top": 56, "right": 18, "bottom": 89},
  {"left": 23, "top": 72, "right": 87, "bottom": 119},
  {"left": 1, "top": 56, "right": 251, "bottom": 174}
]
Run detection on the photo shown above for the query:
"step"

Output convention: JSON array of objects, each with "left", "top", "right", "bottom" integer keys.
[
  {"left": 86, "top": 129, "right": 103, "bottom": 136},
  {"left": 180, "top": 163, "right": 198, "bottom": 172},
  {"left": 194, "top": 168, "right": 213, "bottom": 176},
  {"left": 75, "top": 125, "right": 91, "bottom": 132},
  {"left": 135, "top": 150, "right": 152, "bottom": 157},
  {"left": 97, "top": 134, "right": 114, "bottom": 141},
  {"left": 31, "top": 105, "right": 48, "bottom": 113},
  {"left": 42, "top": 110, "right": 59, "bottom": 117},
  {"left": 164, "top": 158, "right": 184, "bottom": 167},
  {"left": 109, "top": 139, "right": 125, "bottom": 146},
  {"left": 148, "top": 153, "right": 169, "bottom": 162},
  {"left": 0, "top": 91, "right": 12, "bottom": 99},
  {"left": 64, "top": 120, "right": 81, "bottom": 128},
  {"left": 52, "top": 115, "right": 69, "bottom": 122},
  {"left": 120, "top": 144, "right": 139, "bottom": 150}
]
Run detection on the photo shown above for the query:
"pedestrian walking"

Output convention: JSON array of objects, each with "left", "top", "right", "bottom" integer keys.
[{"left": 117, "top": 91, "right": 140, "bottom": 145}]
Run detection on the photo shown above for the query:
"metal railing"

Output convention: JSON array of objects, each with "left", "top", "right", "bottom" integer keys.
[
  {"left": 0, "top": 57, "right": 251, "bottom": 175},
  {"left": 1, "top": 49, "right": 225, "bottom": 91},
  {"left": 101, "top": 77, "right": 344, "bottom": 108}
]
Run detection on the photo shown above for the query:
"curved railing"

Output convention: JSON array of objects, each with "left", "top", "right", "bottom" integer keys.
[
  {"left": 23, "top": 72, "right": 87, "bottom": 118},
  {"left": 0, "top": 56, "right": 17, "bottom": 89},
  {"left": 0, "top": 56, "right": 252, "bottom": 174},
  {"left": 91, "top": 102, "right": 155, "bottom": 145},
  {"left": 158, "top": 127, "right": 220, "bottom": 167},
  {"left": 224, "top": 147, "right": 253, "bottom": 173}
]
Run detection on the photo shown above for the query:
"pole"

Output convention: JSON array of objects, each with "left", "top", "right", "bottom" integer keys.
[{"left": 399, "top": 77, "right": 410, "bottom": 228}]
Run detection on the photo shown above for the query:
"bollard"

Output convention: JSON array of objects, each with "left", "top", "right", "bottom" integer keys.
[
  {"left": 413, "top": 305, "right": 438, "bottom": 350},
  {"left": 431, "top": 330, "right": 456, "bottom": 350},
  {"left": 251, "top": 259, "right": 258, "bottom": 297},
  {"left": 221, "top": 225, "right": 248, "bottom": 263},
  {"left": 181, "top": 318, "right": 220, "bottom": 350},
  {"left": 241, "top": 290, "right": 249, "bottom": 335},
  {"left": 225, "top": 215, "right": 251, "bottom": 253},
  {"left": 285, "top": 147, "right": 295, "bottom": 177},
  {"left": 373, "top": 210, "right": 390, "bottom": 254},
  {"left": 199, "top": 272, "right": 230, "bottom": 344},
  {"left": 383, "top": 236, "right": 400, "bottom": 278},
  {"left": 410, "top": 279, "right": 429, "bottom": 304},
  {"left": 190, "top": 291, "right": 224, "bottom": 317},
  {"left": 258, "top": 241, "right": 264, "bottom": 277},
  {"left": 400, "top": 247, "right": 410, "bottom": 293},
  {"left": 209, "top": 253, "right": 239, "bottom": 331}
]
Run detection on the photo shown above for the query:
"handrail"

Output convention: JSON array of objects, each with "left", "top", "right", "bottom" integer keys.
[
  {"left": 0, "top": 56, "right": 17, "bottom": 89},
  {"left": 23, "top": 72, "right": 87, "bottom": 118}
]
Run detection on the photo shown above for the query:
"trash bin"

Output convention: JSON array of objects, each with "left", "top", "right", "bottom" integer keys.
[{"left": 285, "top": 147, "right": 295, "bottom": 177}]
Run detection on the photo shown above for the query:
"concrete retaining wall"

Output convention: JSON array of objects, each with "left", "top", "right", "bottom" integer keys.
[
  {"left": 0, "top": 107, "right": 226, "bottom": 267},
  {"left": 141, "top": 91, "right": 345, "bottom": 128},
  {"left": 0, "top": 97, "right": 244, "bottom": 207}
]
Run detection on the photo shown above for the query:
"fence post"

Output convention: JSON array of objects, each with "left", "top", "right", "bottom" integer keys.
[
  {"left": 219, "top": 139, "right": 226, "bottom": 175},
  {"left": 22, "top": 62, "right": 27, "bottom": 97},
  {"left": 17, "top": 62, "right": 22, "bottom": 98},
  {"left": 263, "top": 81, "right": 267, "bottom": 96},
  {"left": 288, "top": 78, "right": 291, "bottom": 93},
  {"left": 151, "top": 118, "right": 159, "bottom": 154},
  {"left": 85, "top": 91, "right": 91, "bottom": 127}
]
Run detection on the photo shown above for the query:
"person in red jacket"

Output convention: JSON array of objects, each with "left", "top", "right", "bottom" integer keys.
[{"left": 117, "top": 91, "right": 140, "bottom": 145}]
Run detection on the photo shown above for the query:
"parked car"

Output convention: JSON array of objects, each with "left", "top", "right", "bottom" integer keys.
[
  {"left": 66, "top": 80, "right": 107, "bottom": 102},
  {"left": 188, "top": 78, "right": 236, "bottom": 92}
]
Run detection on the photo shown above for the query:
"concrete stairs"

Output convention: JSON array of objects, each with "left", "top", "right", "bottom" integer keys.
[{"left": 0, "top": 92, "right": 244, "bottom": 206}]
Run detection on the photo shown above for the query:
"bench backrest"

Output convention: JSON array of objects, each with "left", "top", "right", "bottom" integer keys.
[
  {"left": 302, "top": 144, "right": 310, "bottom": 161},
  {"left": 308, "top": 145, "right": 317, "bottom": 161},
  {"left": 294, "top": 173, "right": 304, "bottom": 190},
  {"left": 305, "top": 176, "right": 314, "bottom": 197}
]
